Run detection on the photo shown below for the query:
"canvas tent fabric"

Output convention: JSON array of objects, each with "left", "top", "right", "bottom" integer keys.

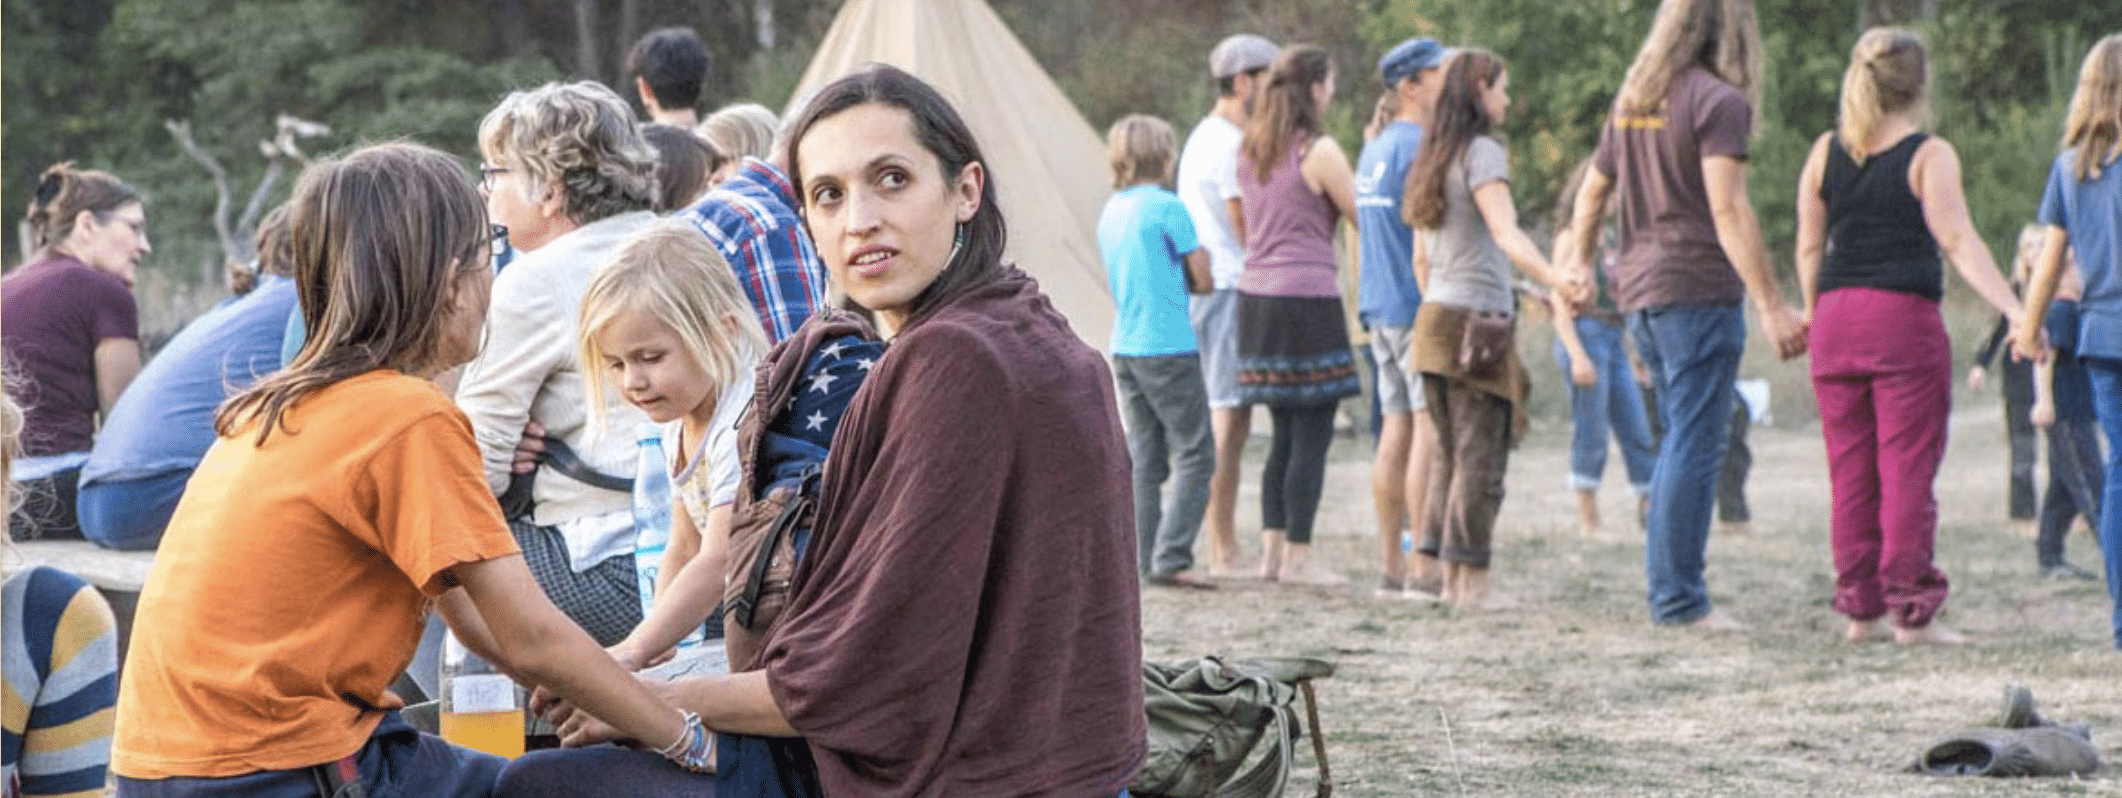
[{"left": 788, "top": 0, "right": 1117, "bottom": 350}]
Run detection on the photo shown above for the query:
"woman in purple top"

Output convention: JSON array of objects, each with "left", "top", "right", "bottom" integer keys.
[
  {"left": 1, "top": 163, "right": 149, "bottom": 540},
  {"left": 1232, "top": 44, "right": 1361, "bottom": 585},
  {"left": 1795, "top": 28, "right": 2021, "bottom": 646}
]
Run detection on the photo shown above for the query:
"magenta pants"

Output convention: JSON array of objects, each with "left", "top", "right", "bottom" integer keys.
[{"left": 1808, "top": 287, "right": 1951, "bottom": 628}]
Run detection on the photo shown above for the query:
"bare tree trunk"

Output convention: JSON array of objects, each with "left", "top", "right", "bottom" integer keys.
[
  {"left": 1861, "top": 0, "right": 1933, "bottom": 26},
  {"left": 756, "top": 0, "right": 775, "bottom": 51},
  {"left": 573, "top": 0, "right": 601, "bottom": 82},
  {"left": 164, "top": 119, "right": 238, "bottom": 284},
  {"left": 616, "top": 0, "right": 640, "bottom": 82}
]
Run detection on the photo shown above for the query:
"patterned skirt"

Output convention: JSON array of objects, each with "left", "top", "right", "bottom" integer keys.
[{"left": 1235, "top": 293, "right": 1361, "bottom": 408}]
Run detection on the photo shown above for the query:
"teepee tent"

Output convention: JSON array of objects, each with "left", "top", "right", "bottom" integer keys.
[{"left": 788, "top": 0, "right": 1115, "bottom": 350}]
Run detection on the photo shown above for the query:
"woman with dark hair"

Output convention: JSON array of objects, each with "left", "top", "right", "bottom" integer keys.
[
  {"left": 502, "top": 65, "right": 1145, "bottom": 798},
  {"left": 2, "top": 163, "right": 148, "bottom": 541},
  {"left": 1232, "top": 44, "right": 1362, "bottom": 584},
  {"left": 109, "top": 142, "right": 693, "bottom": 796},
  {"left": 1402, "top": 49, "right": 1570, "bottom": 611},
  {"left": 641, "top": 122, "right": 723, "bottom": 212}
]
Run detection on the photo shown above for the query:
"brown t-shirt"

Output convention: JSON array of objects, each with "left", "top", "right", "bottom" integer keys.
[
  {"left": 762, "top": 268, "right": 1146, "bottom": 797},
  {"left": 1592, "top": 68, "right": 1753, "bottom": 313}
]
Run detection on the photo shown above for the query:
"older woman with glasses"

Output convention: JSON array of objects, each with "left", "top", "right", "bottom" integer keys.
[{"left": 456, "top": 80, "right": 666, "bottom": 647}]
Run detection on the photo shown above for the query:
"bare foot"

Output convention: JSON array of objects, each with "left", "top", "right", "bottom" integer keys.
[
  {"left": 2010, "top": 519, "right": 2037, "bottom": 539},
  {"left": 1718, "top": 520, "right": 1750, "bottom": 536},
  {"left": 1205, "top": 558, "right": 1260, "bottom": 580},
  {"left": 1843, "top": 619, "right": 1888, "bottom": 643},
  {"left": 1893, "top": 624, "right": 1970, "bottom": 646},
  {"left": 1688, "top": 608, "right": 1748, "bottom": 632},
  {"left": 1277, "top": 560, "right": 1349, "bottom": 588},
  {"left": 1579, "top": 523, "right": 1607, "bottom": 539}
]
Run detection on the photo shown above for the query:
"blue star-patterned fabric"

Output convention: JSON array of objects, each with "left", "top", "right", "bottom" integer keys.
[{"left": 761, "top": 334, "right": 885, "bottom": 489}]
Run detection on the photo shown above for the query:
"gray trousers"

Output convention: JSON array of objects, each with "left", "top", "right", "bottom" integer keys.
[{"left": 1114, "top": 354, "right": 1215, "bottom": 577}]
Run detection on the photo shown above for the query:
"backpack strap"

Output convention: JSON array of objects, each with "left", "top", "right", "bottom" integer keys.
[
  {"left": 1212, "top": 698, "right": 1295, "bottom": 798},
  {"left": 731, "top": 463, "right": 821, "bottom": 629},
  {"left": 539, "top": 435, "right": 634, "bottom": 493},
  {"left": 1216, "top": 657, "right": 1334, "bottom": 798}
]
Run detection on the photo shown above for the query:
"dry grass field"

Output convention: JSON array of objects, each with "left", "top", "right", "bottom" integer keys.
[{"left": 1140, "top": 405, "right": 2119, "bottom": 796}]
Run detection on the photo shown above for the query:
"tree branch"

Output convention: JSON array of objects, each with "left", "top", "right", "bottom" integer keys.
[{"left": 165, "top": 119, "right": 237, "bottom": 283}]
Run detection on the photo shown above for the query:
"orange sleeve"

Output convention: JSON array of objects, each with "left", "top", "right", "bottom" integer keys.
[{"left": 364, "top": 409, "right": 522, "bottom": 595}]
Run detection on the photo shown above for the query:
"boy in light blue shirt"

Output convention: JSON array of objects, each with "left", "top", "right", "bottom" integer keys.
[{"left": 1099, "top": 114, "right": 1215, "bottom": 588}]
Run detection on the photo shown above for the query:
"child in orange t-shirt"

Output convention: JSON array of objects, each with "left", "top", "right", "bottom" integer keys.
[{"left": 111, "top": 143, "right": 706, "bottom": 797}]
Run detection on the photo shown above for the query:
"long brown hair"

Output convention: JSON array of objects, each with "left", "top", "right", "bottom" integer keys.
[
  {"left": 216, "top": 142, "right": 488, "bottom": 444},
  {"left": 1615, "top": 0, "right": 1763, "bottom": 115},
  {"left": 22, "top": 162, "right": 139, "bottom": 258},
  {"left": 1837, "top": 28, "right": 1929, "bottom": 165},
  {"left": 2062, "top": 34, "right": 2122, "bottom": 182},
  {"left": 1403, "top": 49, "right": 1505, "bottom": 231},
  {"left": 1242, "top": 45, "right": 1334, "bottom": 181}
]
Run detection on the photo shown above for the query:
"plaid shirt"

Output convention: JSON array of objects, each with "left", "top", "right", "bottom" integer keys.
[{"left": 681, "top": 158, "right": 827, "bottom": 343}]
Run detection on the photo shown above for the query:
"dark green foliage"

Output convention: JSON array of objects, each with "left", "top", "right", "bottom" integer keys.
[{"left": 5, "top": 0, "right": 2114, "bottom": 340}]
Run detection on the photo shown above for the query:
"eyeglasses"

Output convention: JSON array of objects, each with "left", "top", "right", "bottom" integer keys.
[{"left": 478, "top": 165, "right": 511, "bottom": 192}]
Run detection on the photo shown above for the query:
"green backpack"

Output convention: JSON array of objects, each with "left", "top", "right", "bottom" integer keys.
[{"left": 1132, "top": 656, "right": 1336, "bottom": 798}]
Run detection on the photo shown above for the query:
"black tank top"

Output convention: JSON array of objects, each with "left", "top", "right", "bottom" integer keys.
[{"left": 1818, "top": 133, "right": 1943, "bottom": 302}]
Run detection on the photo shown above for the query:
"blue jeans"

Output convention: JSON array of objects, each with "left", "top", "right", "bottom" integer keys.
[
  {"left": 2079, "top": 357, "right": 2122, "bottom": 648},
  {"left": 1629, "top": 304, "right": 1744, "bottom": 624},
  {"left": 1552, "top": 317, "right": 1655, "bottom": 495},
  {"left": 117, "top": 711, "right": 504, "bottom": 797},
  {"left": 76, "top": 467, "right": 192, "bottom": 551}
]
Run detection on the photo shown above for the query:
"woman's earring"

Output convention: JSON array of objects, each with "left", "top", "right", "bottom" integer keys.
[{"left": 946, "top": 223, "right": 967, "bottom": 267}]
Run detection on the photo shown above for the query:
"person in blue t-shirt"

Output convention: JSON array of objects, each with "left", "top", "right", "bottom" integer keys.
[
  {"left": 2014, "top": 33, "right": 2122, "bottom": 649},
  {"left": 1355, "top": 37, "right": 1451, "bottom": 597},
  {"left": 75, "top": 207, "right": 301, "bottom": 550},
  {"left": 1099, "top": 114, "right": 1215, "bottom": 588}
]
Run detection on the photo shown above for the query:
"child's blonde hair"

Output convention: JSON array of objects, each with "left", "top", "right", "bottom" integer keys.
[
  {"left": 579, "top": 219, "right": 767, "bottom": 430},
  {"left": 1107, "top": 114, "right": 1178, "bottom": 189},
  {"left": 2011, "top": 223, "right": 2046, "bottom": 285}
]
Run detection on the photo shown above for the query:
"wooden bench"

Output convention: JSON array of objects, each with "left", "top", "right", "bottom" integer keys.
[{"left": 5, "top": 540, "right": 155, "bottom": 663}]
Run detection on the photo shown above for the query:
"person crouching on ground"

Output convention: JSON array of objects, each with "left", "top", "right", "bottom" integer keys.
[{"left": 110, "top": 142, "right": 693, "bottom": 797}]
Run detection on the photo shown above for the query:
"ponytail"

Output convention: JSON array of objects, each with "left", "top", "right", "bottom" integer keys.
[{"left": 1836, "top": 28, "right": 1928, "bottom": 165}]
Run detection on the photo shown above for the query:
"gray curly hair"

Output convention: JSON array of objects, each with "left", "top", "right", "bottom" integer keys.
[{"left": 479, "top": 81, "right": 658, "bottom": 224}]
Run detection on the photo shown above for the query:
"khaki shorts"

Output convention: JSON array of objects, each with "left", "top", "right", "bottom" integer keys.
[{"left": 1368, "top": 324, "right": 1427, "bottom": 414}]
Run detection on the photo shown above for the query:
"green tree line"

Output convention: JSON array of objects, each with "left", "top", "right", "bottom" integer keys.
[{"left": 6, "top": 0, "right": 2115, "bottom": 340}]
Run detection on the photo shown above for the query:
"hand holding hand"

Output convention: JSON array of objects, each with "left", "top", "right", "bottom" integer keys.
[
  {"left": 1762, "top": 304, "right": 1809, "bottom": 361},
  {"left": 511, "top": 420, "right": 548, "bottom": 475}
]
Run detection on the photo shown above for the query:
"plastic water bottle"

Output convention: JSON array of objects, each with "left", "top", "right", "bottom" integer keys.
[
  {"left": 631, "top": 424, "right": 702, "bottom": 650},
  {"left": 439, "top": 629, "right": 523, "bottom": 758}
]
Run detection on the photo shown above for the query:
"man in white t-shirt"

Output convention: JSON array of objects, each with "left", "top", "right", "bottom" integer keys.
[{"left": 1177, "top": 33, "right": 1276, "bottom": 576}]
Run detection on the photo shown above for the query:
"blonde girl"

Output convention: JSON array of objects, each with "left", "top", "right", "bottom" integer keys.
[
  {"left": 1795, "top": 27, "right": 2022, "bottom": 646},
  {"left": 578, "top": 219, "right": 767, "bottom": 671},
  {"left": 2013, "top": 33, "right": 2122, "bottom": 650}
]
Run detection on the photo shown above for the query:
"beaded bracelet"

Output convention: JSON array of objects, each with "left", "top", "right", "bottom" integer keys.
[{"left": 657, "top": 709, "right": 714, "bottom": 773}]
